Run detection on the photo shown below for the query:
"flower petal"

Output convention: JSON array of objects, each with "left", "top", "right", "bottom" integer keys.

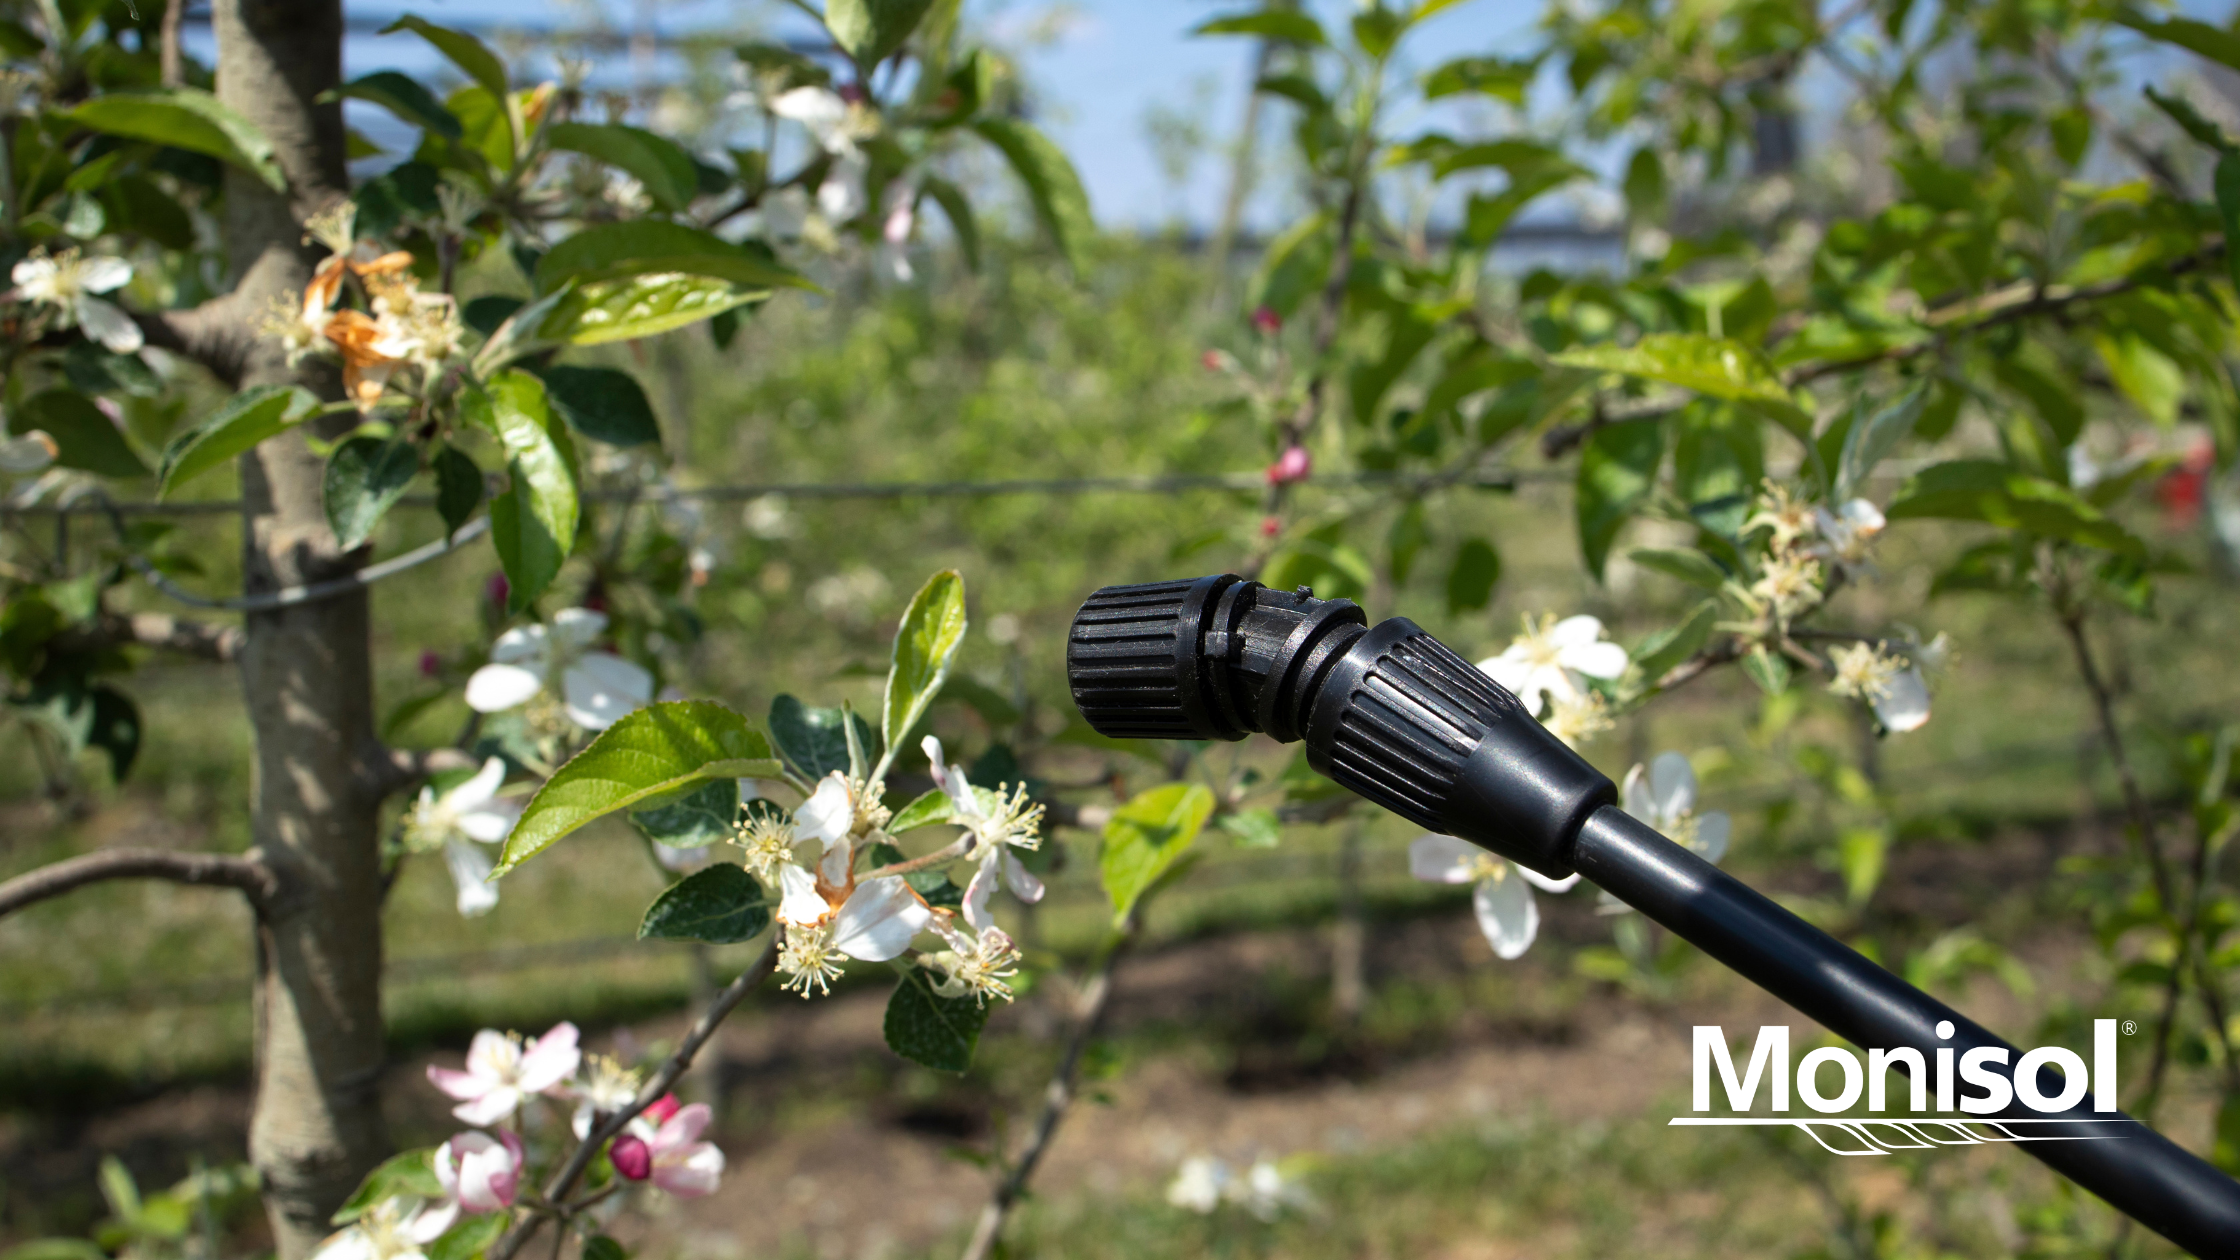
[
  {"left": 1873, "top": 666, "right": 1931, "bottom": 732},
  {"left": 1648, "top": 751, "right": 1696, "bottom": 822},
  {"left": 77, "top": 255, "right": 133, "bottom": 293},
  {"left": 462, "top": 1028, "right": 519, "bottom": 1081},
  {"left": 653, "top": 1101, "right": 713, "bottom": 1150},
  {"left": 922, "top": 734, "right": 949, "bottom": 787},
  {"left": 425, "top": 1065, "right": 488, "bottom": 1102},
  {"left": 488, "top": 624, "right": 548, "bottom": 666},
  {"left": 1002, "top": 850, "right": 1046, "bottom": 904},
  {"left": 1408, "top": 833, "right": 1481, "bottom": 884},
  {"left": 560, "top": 652, "right": 653, "bottom": 730},
  {"left": 550, "top": 607, "right": 608, "bottom": 650},
  {"left": 405, "top": 1199, "right": 458, "bottom": 1245},
  {"left": 448, "top": 757, "right": 508, "bottom": 810},
  {"left": 77, "top": 297, "right": 144, "bottom": 353},
  {"left": 1559, "top": 639, "right": 1629, "bottom": 681},
  {"left": 1694, "top": 811, "right": 1731, "bottom": 864},
  {"left": 463, "top": 662, "right": 544, "bottom": 714},
  {"left": 651, "top": 1141, "right": 725, "bottom": 1198},
  {"left": 454, "top": 801, "right": 520, "bottom": 845},
  {"left": 443, "top": 839, "right": 499, "bottom": 918},
  {"left": 962, "top": 853, "right": 997, "bottom": 933},
  {"left": 1517, "top": 866, "right": 1581, "bottom": 894},
  {"left": 795, "top": 773, "right": 854, "bottom": 846},
  {"left": 1472, "top": 874, "right": 1539, "bottom": 960},
  {"left": 1547, "top": 615, "right": 1607, "bottom": 648},
  {"left": 1620, "top": 762, "right": 1651, "bottom": 822},
  {"left": 776, "top": 863, "right": 829, "bottom": 926},
  {"left": 517, "top": 1021, "right": 581, "bottom": 1094},
  {"left": 828, "top": 876, "right": 929, "bottom": 961},
  {"left": 451, "top": 1086, "right": 520, "bottom": 1127}
]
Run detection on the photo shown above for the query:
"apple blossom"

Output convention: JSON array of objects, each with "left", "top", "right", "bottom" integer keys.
[
  {"left": 1409, "top": 833, "right": 1579, "bottom": 959},
  {"left": 310, "top": 1197, "right": 449, "bottom": 1260},
  {"left": 464, "top": 609, "right": 652, "bottom": 731},
  {"left": 609, "top": 1101, "right": 724, "bottom": 1196},
  {"left": 402, "top": 758, "right": 520, "bottom": 917},
  {"left": 12, "top": 248, "right": 143, "bottom": 353},
  {"left": 1476, "top": 613, "right": 1628, "bottom": 717},
  {"left": 433, "top": 1128, "right": 524, "bottom": 1215},
  {"left": 1621, "top": 753, "right": 1730, "bottom": 863},
  {"left": 426, "top": 1022, "right": 582, "bottom": 1125},
  {"left": 1827, "top": 641, "right": 1930, "bottom": 732},
  {"left": 923, "top": 736, "right": 1045, "bottom": 926}
]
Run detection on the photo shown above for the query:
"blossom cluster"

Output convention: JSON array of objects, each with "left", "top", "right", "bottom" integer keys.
[
  {"left": 1165, "top": 1154, "right": 1313, "bottom": 1221},
  {"left": 268, "top": 202, "right": 464, "bottom": 411},
  {"left": 315, "top": 1023, "right": 721, "bottom": 1260}
]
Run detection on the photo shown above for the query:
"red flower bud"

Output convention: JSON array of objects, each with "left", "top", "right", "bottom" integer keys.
[
  {"left": 1251, "top": 306, "right": 1282, "bottom": 335},
  {"left": 610, "top": 1135, "right": 651, "bottom": 1182},
  {"left": 643, "top": 1092, "right": 682, "bottom": 1125},
  {"left": 1259, "top": 515, "right": 1281, "bottom": 539},
  {"left": 484, "top": 573, "right": 510, "bottom": 607},
  {"left": 418, "top": 650, "right": 441, "bottom": 678},
  {"left": 1265, "top": 445, "right": 1311, "bottom": 486}
]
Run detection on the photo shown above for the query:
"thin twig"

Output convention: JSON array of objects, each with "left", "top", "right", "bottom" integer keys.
[
  {"left": 0, "top": 848, "right": 277, "bottom": 919},
  {"left": 958, "top": 915, "right": 1140, "bottom": 1260},
  {"left": 485, "top": 944, "right": 777, "bottom": 1260}
]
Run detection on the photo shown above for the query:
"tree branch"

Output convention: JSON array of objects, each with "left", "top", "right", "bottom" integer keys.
[
  {"left": 959, "top": 914, "right": 1139, "bottom": 1260},
  {"left": 0, "top": 847, "right": 276, "bottom": 918},
  {"left": 131, "top": 296, "right": 253, "bottom": 389},
  {"left": 486, "top": 944, "right": 778, "bottom": 1260},
  {"left": 61, "top": 612, "right": 245, "bottom": 662}
]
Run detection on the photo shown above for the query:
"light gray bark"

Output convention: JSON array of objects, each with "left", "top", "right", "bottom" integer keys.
[{"left": 211, "top": 3, "right": 393, "bottom": 1254}]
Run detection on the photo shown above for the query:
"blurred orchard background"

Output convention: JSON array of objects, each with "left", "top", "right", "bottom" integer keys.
[{"left": 3, "top": 1, "right": 2240, "bottom": 1259}]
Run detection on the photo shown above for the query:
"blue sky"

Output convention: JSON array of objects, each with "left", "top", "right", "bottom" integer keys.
[{"left": 185, "top": 2, "right": 1546, "bottom": 229}]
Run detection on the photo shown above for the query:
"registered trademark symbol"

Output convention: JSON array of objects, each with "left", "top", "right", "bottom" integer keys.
[{"left": 2122, "top": 1020, "right": 2139, "bottom": 1035}]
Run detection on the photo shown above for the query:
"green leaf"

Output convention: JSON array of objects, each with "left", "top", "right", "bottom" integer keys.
[
  {"left": 427, "top": 1214, "right": 505, "bottom": 1260},
  {"left": 86, "top": 686, "right": 139, "bottom": 782},
  {"left": 1633, "top": 601, "right": 1717, "bottom": 683},
  {"left": 1422, "top": 55, "right": 1534, "bottom": 104},
  {"left": 888, "top": 788, "right": 954, "bottom": 833},
  {"left": 1554, "top": 334, "right": 1807, "bottom": 435},
  {"left": 972, "top": 118, "right": 1094, "bottom": 277},
  {"left": 1628, "top": 547, "right": 1727, "bottom": 590},
  {"left": 1444, "top": 537, "right": 1503, "bottom": 613},
  {"left": 883, "top": 963, "right": 992, "bottom": 1073},
  {"left": 1217, "top": 807, "right": 1281, "bottom": 850},
  {"left": 1671, "top": 401, "right": 1762, "bottom": 535},
  {"left": 381, "top": 16, "right": 511, "bottom": 102},
  {"left": 1838, "top": 826, "right": 1888, "bottom": 907},
  {"left": 882, "top": 570, "right": 968, "bottom": 759},
  {"left": 1740, "top": 646, "right": 1790, "bottom": 696},
  {"left": 497, "top": 700, "right": 782, "bottom": 875},
  {"left": 1885, "top": 460, "right": 2147, "bottom": 559},
  {"left": 0, "top": 1240, "right": 109, "bottom": 1260},
  {"left": 2115, "top": 10, "right": 2240, "bottom": 74},
  {"left": 770, "top": 695, "right": 874, "bottom": 783},
  {"left": 1575, "top": 417, "right": 1665, "bottom": 581},
  {"left": 66, "top": 90, "right": 284, "bottom": 190},
  {"left": 627, "top": 777, "right": 742, "bottom": 849},
  {"left": 333, "top": 1150, "right": 441, "bottom": 1224},
  {"left": 467, "top": 371, "right": 579, "bottom": 611},
  {"left": 323, "top": 72, "right": 463, "bottom": 138},
  {"left": 578, "top": 1237, "right": 626, "bottom": 1260},
  {"left": 1193, "top": 11, "right": 1328, "bottom": 44},
  {"left": 546, "top": 122, "right": 699, "bottom": 213},
  {"left": 539, "top": 365, "right": 661, "bottom": 448},
  {"left": 2143, "top": 85, "right": 2230, "bottom": 151},
  {"left": 921, "top": 176, "right": 980, "bottom": 272},
  {"left": 14, "top": 390, "right": 148, "bottom": 478},
  {"left": 536, "top": 220, "right": 808, "bottom": 292},
  {"left": 638, "top": 863, "right": 773, "bottom": 943},
  {"left": 324, "top": 436, "right": 420, "bottom": 550},
  {"left": 2218, "top": 153, "right": 2240, "bottom": 294},
  {"left": 823, "top": 0, "right": 936, "bottom": 69},
  {"left": 1835, "top": 383, "right": 1927, "bottom": 501},
  {"left": 1099, "top": 782, "right": 1215, "bottom": 926},
  {"left": 433, "top": 445, "right": 484, "bottom": 539},
  {"left": 540, "top": 273, "right": 769, "bottom": 346},
  {"left": 157, "top": 385, "right": 317, "bottom": 496}
]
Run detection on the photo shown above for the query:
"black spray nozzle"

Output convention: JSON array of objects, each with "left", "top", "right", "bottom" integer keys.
[{"left": 1067, "top": 575, "right": 1613, "bottom": 879}]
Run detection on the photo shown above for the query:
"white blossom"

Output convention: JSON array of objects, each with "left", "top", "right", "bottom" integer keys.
[
  {"left": 925, "top": 735, "right": 1045, "bottom": 931},
  {"left": 310, "top": 1198, "right": 449, "bottom": 1260},
  {"left": 1827, "top": 641, "right": 1931, "bottom": 732},
  {"left": 425, "top": 1021, "right": 581, "bottom": 1126},
  {"left": 1621, "top": 752, "right": 1729, "bottom": 863},
  {"left": 1409, "top": 834, "right": 1578, "bottom": 959},
  {"left": 464, "top": 609, "right": 652, "bottom": 731},
  {"left": 403, "top": 758, "right": 520, "bottom": 917},
  {"left": 1477, "top": 613, "right": 1628, "bottom": 716},
  {"left": 12, "top": 248, "right": 143, "bottom": 353}
]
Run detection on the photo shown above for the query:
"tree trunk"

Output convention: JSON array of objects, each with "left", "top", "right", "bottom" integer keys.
[{"left": 213, "top": 4, "right": 392, "bottom": 1255}]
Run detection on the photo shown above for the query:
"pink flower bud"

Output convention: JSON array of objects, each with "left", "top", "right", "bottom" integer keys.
[
  {"left": 1200, "top": 349, "right": 1225, "bottom": 372},
  {"left": 1251, "top": 306, "right": 1282, "bottom": 335},
  {"left": 1265, "top": 445, "right": 1311, "bottom": 486},
  {"left": 643, "top": 1093, "right": 682, "bottom": 1125},
  {"left": 1259, "top": 515, "right": 1281, "bottom": 539},
  {"left": 484, "top": 573, "right": 509, "bottom": 607},
  {"left": 610, "top": 1134, "right": 651, "bottom": 1182},
  {"left": 418, "top": 650, "right": 441, "bottom": 678}
]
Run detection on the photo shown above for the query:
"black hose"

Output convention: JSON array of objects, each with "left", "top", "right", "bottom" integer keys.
[{"left": 1575, "top": 806, "right": 2240, "bottom": 1257}]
